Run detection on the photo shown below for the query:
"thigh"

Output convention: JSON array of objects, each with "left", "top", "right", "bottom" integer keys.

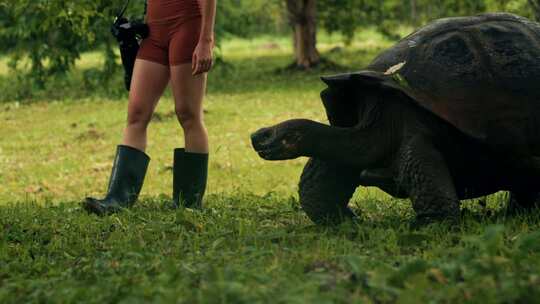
[
  {"left": 169, "top": 17, "right": 201, "bottom": 66},
  {"left": 127, "top": 59, "right": 170, "bottom": 121},
  {"left": 170, "top": 63, "right": 206, "bottom": 116},
  {"left": 136, "top": 25, "right": 169, "bottom": 66}
]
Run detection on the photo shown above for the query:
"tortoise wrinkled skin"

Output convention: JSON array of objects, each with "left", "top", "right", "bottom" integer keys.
[{"left": 251, "top": 13, "right": 540, "bottom": 226}]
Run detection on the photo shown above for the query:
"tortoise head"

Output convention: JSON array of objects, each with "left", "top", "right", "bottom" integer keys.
[
  {"left": 251, "top": 119, "right": 317, "bottom": 160},
  {"left": 251, "top": 71, "right": 396, "bottom": 164}
]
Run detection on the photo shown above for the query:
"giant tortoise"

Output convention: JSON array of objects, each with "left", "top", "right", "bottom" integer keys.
[{"left": 251, "top": 13, "right": 540, "bottom": 225}]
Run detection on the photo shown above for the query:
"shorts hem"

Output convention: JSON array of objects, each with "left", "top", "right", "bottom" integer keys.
[
  {"left": 170, "top": 59, "right": 193, "bottom": 66},
  {"left": 136, "top": 56, "right": 169, "bottom": 66}
]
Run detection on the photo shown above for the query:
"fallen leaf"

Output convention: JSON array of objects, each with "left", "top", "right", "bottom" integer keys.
[{"left": 384, "top": 61, "right": 406, "bottom": 75}]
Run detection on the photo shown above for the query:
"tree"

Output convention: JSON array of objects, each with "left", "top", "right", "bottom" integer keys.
[
  {"left": 286, "top": 0, "right": 320, "bottom": 69},
  {"left": 284, "top": 0, "right": 385, "bottom": 69},
  {"left": 287, "top": 0, "right": 490, "bottom": 70}
]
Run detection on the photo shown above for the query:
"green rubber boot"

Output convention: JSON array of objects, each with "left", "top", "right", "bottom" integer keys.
[
  {"left": 172, "top": 148, "right": 208, "bottom": 209},
  {"left": 83, "top": 145, "right": 150, "bottom": 215}
]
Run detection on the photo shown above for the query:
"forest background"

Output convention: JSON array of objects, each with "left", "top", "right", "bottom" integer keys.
[{"left": 0, "top": 0, "right": 539, "bottom": 102}]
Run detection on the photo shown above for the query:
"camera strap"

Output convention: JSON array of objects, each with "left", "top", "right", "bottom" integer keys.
[
  {"left": 114, "top": 0, "right": 147, "bottom": 23},
  {"left": 115, "top": 0, "right": 130, "bottom": 22}
]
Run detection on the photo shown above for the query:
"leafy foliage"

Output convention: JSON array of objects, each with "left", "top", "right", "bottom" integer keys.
[
  {"left": 528, "top": 0, "right": 540, "bottom": 20},
  {"left": 0, "top": 0, "right": 287, "bottom": 95},
  {"left": 317, "top": 0, "right": 534, "bottom": 43},
  {"left": 0, "top": 0, "right": 537, "bottom": 97},
  {"left": 215, "top": 0, "right": 286, "bottom": 39},
  {"left": 0, "top": 0, "right": 132, "bottom": 85}
]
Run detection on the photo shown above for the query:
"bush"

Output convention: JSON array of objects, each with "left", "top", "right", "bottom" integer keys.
[{"left": 0, "top": 0, "right": 133, "bottom": 85}]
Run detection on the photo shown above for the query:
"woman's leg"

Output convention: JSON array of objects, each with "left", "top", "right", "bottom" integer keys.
[
  {"left": 170, "top": 64, "right": 208, "bottom": 152},
  {"left": 83, "top": 59, "right": 169, "bottom": 215},
  {"left": 122, "top": 59, "right": 170, "bottom": 151},
  {"left": 169, "top": 64, "right": 209, "bottom": 209}
]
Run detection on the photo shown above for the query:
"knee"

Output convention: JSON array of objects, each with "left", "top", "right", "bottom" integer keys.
[
  {"left": 127, "top": 105, "right": 152, "bottom": 128},
  {"left": 175, "top": 107, "right": 202, "bottom": 131}
]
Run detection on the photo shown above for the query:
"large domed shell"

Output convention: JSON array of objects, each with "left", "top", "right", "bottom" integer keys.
[{"left": 361, "top": 13, "right": 540, "bottom": 149}]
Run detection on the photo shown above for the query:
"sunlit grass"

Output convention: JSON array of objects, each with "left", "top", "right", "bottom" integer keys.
[
  {"left": 0, "top": 29, "right": 397, "bottom": 204},
  {"left": 0, "top": 27, "right": 511, "bottom": 210}
]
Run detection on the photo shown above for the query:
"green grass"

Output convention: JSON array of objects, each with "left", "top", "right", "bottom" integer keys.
[
  {"left": 2, "top": 32, "right": 540, "bottom": 303},
  {"left": 0, "top": 30, "right": 394, "bottom": 203}
]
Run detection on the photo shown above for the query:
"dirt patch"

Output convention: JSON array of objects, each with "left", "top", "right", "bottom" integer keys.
[
  {"left": 76, "top": 129, "right": 105, "bottom": 141},
  {"left": 258, "top": 42, "right": 281, "bottom": 50}
]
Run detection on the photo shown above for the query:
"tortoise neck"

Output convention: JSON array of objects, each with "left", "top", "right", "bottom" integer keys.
[{"left": 302, "top": 121, "right": 390, "bottom": 168}]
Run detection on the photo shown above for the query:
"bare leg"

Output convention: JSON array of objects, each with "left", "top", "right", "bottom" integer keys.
[
  {"left": 169, "top": 64, "right": 208, "bottom": 153},
  {"left": 122, "top": 59, "right": 170, "bottom": 151},
  {"left": 83, "top": 59, "right": 169, "bottom": 215}
]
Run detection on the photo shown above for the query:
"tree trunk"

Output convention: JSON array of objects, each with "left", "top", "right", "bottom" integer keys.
[
  {"left": 529, "top": 0, "right": 540, "bottom": 21},
  {"left": 286, "top": 0, "right": 320, "bottom": 69},
  {"left": 410, "top": 0, "right": 418, "bottom": 25}
]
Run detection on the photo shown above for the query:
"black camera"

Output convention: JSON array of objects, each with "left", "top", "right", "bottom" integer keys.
[
  {"left": 111, "top": 17, "right": 149, "bottom": 91},
  {"left": 111, "top": 17, "right": 149, "bottom": 43}
]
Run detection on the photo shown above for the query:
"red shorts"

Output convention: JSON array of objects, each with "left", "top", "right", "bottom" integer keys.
[{"left": 137, "top": 0, "right": 201, "bottom": 66}]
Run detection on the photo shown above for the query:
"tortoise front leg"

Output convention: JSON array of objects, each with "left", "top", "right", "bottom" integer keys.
[
  {"left": 507, "top": 158, "right": 540, "bottom": 214},
  {"left": 359, "top": 168, "right": 408, "bottom": 198},
  {"left": 299, "top": 158, "right": 359, "bottom": 225},
  {"left": 398, "top": 136, "right": 460, "bottom": 226},
  {"left": 507, "top": 191, "right": 540, "bottom": 214}
]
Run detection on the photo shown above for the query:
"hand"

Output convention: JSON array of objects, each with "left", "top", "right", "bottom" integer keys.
[{"left": 192, "top": 40, "right": 214, "bottom": 76}]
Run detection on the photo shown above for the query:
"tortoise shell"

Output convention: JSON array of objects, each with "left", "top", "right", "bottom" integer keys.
[{"left": 324, "top": 13, "right": 540, "bottom": 153}]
